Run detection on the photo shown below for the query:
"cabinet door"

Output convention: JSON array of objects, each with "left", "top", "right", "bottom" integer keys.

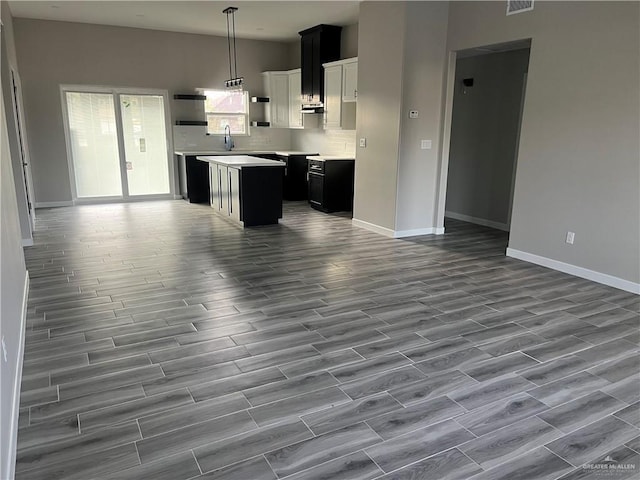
[
  {"left": 271, "top": 73, "right": 290, "bottom": 128},
  {"left": 324, "top": 65, "right": 342, "bottom": 129},
  {"left": 218, "top": 164, "right": 229, "bottom": 215},
  {"left": 288, "top": 70, "right": 303, "bottom": 128},
  {"left": 308, "top": 173, "right": 324, "bottom": 208},
  {"left": 342, "top": 61, "right": 358, "bottom": 102},
  {"left": 228, "top": 167, "right": 241, "bottom": 221},
  {"left": 301, "top": 34, "right": 315, "bottom": 101},
  {"left": 210, "top": 164, "right": 221, "bottom": 210}
]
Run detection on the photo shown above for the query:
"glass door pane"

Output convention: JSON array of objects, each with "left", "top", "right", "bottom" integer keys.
[
  {"left": 119, "top": 94, "right": 170, "bottom": 196},
  {"left": 66, "top": 92, "right": 122, "bottom": 198}
]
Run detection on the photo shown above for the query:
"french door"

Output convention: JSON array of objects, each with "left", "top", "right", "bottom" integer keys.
[{"left": 62, "top": 87, "right": 173, "bottom": 201}]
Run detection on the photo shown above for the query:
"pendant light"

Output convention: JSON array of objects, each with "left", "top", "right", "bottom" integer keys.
[{"left": 223, "top": 6, "right": 243, "bottom": 90}]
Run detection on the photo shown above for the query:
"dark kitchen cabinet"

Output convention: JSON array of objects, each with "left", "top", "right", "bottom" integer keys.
[
  {"left": 299, "top": 25, "right": 342, "bottom": 104},
  {"left": 208, "top": 159, "right": 284, "bottom": 227},
  {"left": 179, "top": 154, "right": 210, "bottom": 204},
  {"left": 278, "top": 154, "right": 312, "bottom": 201},
  {"left": 308, "top": 158, "right": 355, "bottom": 213}
]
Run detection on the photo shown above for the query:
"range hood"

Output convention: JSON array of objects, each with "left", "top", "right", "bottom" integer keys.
[{"left": 299, "top": 24, "right": 342, "bottom": 113}]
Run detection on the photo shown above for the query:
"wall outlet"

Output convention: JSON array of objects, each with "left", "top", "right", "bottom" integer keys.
[
  {"left": 409, "top": 110, "right": 419, "bottom": 118},
  {"left": 566, "top": 231, "right": 575, "bottom": 245},
  {"left": 421, "top": 140, "right": 432, "bottom": 150},
  {"left": 359, "top": 138, "right": 367, "bottom": 148}
]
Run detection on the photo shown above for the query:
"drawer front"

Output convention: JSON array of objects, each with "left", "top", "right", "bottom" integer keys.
[{"left": 308, "top": 159, "right": 325, "bottom": 174}]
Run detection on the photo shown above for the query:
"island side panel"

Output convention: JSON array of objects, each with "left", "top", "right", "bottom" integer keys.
[
  {"left": 186, "top": 156, "right": 211, "bottom": 204},
  {"left": 240, "top": 166, "right": 284, "bottom": 226}
]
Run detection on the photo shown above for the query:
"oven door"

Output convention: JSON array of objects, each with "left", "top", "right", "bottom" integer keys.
[{"left": 308, "top": 172, "right": 324, "bottom": 208}]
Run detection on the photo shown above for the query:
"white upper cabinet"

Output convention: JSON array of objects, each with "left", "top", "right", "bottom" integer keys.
[
  {"left": 323, "top": 64, "right": 343, "bottom": 129},
  {"left": 342, "top": 59, "right": 358, "bottom": 102},
  {"left": 322, "top": 57, "right": 357, "bottom": 130},
  {"left": 288, "top": 69, "right": 303, "bottom": 129},
  {"left": 263, "top": 71, "right": 290, "bottom": 128}
]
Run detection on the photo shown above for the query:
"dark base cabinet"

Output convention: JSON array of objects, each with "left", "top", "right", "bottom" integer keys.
[
  {"left": 181, "top": 155, "right": 210, "bottom": 204},
  {"left": 308, "top": 159, "right": 355, "bottom": 213},
  {"left": 280, "top": 155, "right": 310, "bottom": 201},
  {"left": 209, "top": 161, "right": 284, "bottom": 227},
  {"left": 241, "top": 167, "right": 284, "bottom": 226}
]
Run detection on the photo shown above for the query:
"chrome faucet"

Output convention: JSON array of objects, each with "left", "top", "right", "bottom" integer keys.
[{"left": 223, "top": 125, "right": 234, "bottom": 151}]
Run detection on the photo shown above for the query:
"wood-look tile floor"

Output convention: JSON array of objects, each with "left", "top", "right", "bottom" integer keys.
[{"left": 17, "top": 200, "right": 640, "bottom": 480}]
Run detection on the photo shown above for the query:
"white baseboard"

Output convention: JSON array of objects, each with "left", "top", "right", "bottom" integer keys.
[
  {"left": 352, "top": 218, "right": 444, "bottom": 238},
  {"left": 352, "top": 218, "right": 396, "bottom": 237},
  {"left": 35, "top": 201, "right": 73, "bottom": 208},
  {"left": 445, "top": 211, "right": 510, "bottom": 232},
  {"left": 4, "top": 272, "right": 29, "bottom": 480},
  {"left": 394, "top": 227, "right": 443, "bottom": 238},
  {"left": 506, "top": 248, "right": 640, "bottom": 294}
]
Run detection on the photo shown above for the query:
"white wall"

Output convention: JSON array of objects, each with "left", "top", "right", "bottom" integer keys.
[
  {"left": 352, "top": 2, "right": 405, "bottom": 232},
  {"left": 353, "top": 1, "right": 448, "bottom": 236},
  {"left": 445, "top": 48, "right": 530, "bottom": 230},
  {"left": 395, "top": 1, "right": 449, "bottom": 234},
  {"left": 0, "top": 5, "right": 29, "bottom": 478},
  {"left": 13, "top": 18, "right": 291, "bottom": 204},
  {"left": 447, "top": 1, "right": 640, "bottom": 289},
  {"left": 1, "top": 3, "right": 31, "bottom": 244}
]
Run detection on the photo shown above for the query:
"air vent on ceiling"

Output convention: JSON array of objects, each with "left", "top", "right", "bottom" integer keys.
[{"left": 507, "top": 0, "right": 534, "bottom": 15}]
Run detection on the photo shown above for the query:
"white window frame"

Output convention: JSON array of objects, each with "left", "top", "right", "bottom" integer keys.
[
  {"left": 59, "top": 84, "right": 176, "bottom": 203},
  {"left": 201, "top": 89, "right": 250, "bottom": 136}
]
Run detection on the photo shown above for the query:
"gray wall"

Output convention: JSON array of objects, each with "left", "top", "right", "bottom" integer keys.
[
  {"left": 447, "top": 1, "right": 640, "bottom": 284},
  {"left": 13, "top": 18, "right": 291, "bottom": 204},
  {"left": 395, "top": 1, "right": 449, "bottom": 233},
  {"left": 353, "top": 1, "right": 448, "bottom": 234},
  {"left": 352, "top": 2, "right": 405, "bottom": 231},
  {"left": 287, "top": 23, "right": 359, "bottom": 69},
  {"left": 446, "top": 48, "right": 530, "bottom": 230},
  {"left": 0, "top": 4, "right": 29, "bottom": 478},
  {"left": 1, "top": 4, "right": 31, "bottom": 244}
]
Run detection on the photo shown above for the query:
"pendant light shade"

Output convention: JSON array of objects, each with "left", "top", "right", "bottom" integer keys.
[{"left": 223, "top": 6, "right": 243, "bottom": 90}]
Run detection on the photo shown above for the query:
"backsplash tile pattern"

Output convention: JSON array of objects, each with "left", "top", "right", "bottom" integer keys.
[
  {"left": 173, "top": 125, "right": 356, "bottom": 157},
  {"left": 173, "top": 126, "right": 292, "bottom": 152},
  {"left": 291, "top": 129, "right": 357, "bottom": 156}
]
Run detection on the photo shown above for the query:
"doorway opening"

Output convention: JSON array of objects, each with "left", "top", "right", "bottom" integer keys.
[
  {"left": 442, "top": 39, "right": 531, "bottom": 234},
  {"left": 61, "top": 86, "right": 174, "bottom": 203}
]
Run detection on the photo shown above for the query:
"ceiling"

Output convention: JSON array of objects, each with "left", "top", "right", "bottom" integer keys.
[{"left": 7, "top": 1, "right": 361, "bottom": 42}]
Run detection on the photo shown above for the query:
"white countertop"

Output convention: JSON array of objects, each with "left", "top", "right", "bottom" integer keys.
[
  {"left": 312, "top": 155, "right": 356, "bottom": 161},
  {"left": 196, "top": 155, "right": 285, "bottom": 168},
  {"left": 176, "top": 150, "right": 275, "bottom": 156},
  {"left": 176, "top": 150, "right": 319, "bottom": 157},
  {"left": 274, "top": 151, "right": 319, "bottom": 157}
]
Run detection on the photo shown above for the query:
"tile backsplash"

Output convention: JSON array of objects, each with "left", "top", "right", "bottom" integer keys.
[
  {"left": 173, "top": 125, "right": 356, "bottom": 157},
  {"left": 173, "top": 125, "right": 292, "bottom": 151},
  {"left": 291, "top": 128, "right": 357, "bottom": 156}
]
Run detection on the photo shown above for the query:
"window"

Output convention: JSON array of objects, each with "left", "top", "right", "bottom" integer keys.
[{"left": 203, "top": 89, "right": 249, "bottom": 135}]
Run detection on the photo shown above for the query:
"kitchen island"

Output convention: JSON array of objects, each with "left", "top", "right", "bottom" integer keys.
[
  {"left": 176, "top": 150, "right": 317, "bottom": 203},
  {"left": 196, "top": 155, "right": 285, "bottom": 227}
]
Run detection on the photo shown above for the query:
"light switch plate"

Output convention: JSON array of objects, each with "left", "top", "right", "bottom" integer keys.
[
  {"left": 359, "top": 138, "right": 367, "bottom": 148},
  {"left": 421, "top": 140, "right": 432, "bottom": 150}
]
